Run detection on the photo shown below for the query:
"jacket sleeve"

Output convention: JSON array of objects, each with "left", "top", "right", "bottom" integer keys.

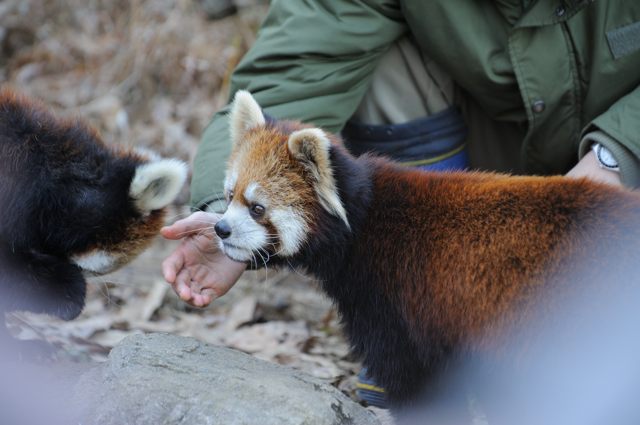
[
  {"left": 191, "top": 0, "right": 407, "bottom": 211},
  {"left": 579, "top": 84, "right": 640, "bottom": 188}
]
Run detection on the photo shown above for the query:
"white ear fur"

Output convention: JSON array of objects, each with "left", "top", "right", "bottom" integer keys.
[
  {"left": 287, "top": 128, "right": 349, "bottom": 228},
  {"left": 229, "top": 90, "right": 265, "bottom": 147},
  {"left": 130, "top": 158, "right": 188, "bottom": 211}
]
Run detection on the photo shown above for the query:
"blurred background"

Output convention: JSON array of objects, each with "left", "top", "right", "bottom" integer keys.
[{"left": 0, "top": 0, "right": 362, "bottom": 403}]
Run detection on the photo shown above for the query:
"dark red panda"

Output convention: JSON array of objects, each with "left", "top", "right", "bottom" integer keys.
[
  {"left": 215, "top": 91, "right": 640, "bottom": 406},
  {"left": 0, "top": 88, "right": 186, "bottom": 331}
]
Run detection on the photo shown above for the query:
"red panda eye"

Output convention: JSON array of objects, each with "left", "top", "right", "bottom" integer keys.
[
  {"left": 227, "top": 190, "right": 234, "bottom": 202},
  {"left": 250, "top": 204, "right": 265, "bottom": 218}
]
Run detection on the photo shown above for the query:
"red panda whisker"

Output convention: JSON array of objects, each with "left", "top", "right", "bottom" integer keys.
[
  {"left": 178, "top": 222, "right": 216, "bottom": 228},
  {"left": 284, "top": 258, "right": 309, "bottom": 279},
  {"left": 181, "top": 220, "right": 217, "bottom": 226},
  {"left": 175, "top": 226, "right": 215, "bottom": 238},
  {"left": 250, "top": 251, "right": 261, "bottom": 270},
  {"left": 266, "top": 242, "right": 283, "bottom": 252},
  {"left": 256, "top": 248, "right": 269, "bottom": 270},
  {"left": 233, "top": 230, "right": 279, "bottom": 239}
]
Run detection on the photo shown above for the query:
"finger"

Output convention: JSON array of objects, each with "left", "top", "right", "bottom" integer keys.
[
  {"left": 189, "top": 281, "right": 213, "bottom": 301},
  {"left": 161, "top": 250, "right": 184, "bottom": 284},
  {"left": 192, "top": 291, "right": 213, "bottom": 308},
  {"left": 200, "top": 289, "right": 215, "bottom": 306},
  {"left": 175, "top": 269, "right": 193, "bottom": 301},
  {"left": 192, "top": 294, "right": 205, "bottom": 307},
  {"left": 161, "top": 212, "right": 221, "bottom": 239}
]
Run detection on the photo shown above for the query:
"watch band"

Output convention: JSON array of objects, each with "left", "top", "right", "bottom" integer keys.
[{"left": 592, "top": 143, "right": 620, "bottom": 172}]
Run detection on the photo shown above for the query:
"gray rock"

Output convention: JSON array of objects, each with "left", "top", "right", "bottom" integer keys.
[{"left": 72, "top": 333, "right": 379, "bottom": 425}]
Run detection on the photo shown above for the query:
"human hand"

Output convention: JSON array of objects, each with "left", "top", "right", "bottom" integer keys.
[
  {"left": 161, "top": 211, "right": 247, "bottom": 307},
  {"left": 567, "top": 150, "right": 622, "bottom": 187}
]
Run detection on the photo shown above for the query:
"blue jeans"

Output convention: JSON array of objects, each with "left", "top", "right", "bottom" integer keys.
[{"left": 342, "top": 106, "right": 469, "bottom": 172}]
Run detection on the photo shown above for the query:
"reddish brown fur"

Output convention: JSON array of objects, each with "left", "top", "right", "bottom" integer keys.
[
  {"left": 227, "top": 101, "right": 640, "bottom": 403},
  {"left": 366, "top": 167, "right": 634, "bottom": 351},
  {"left": 91, "top": 208, "right": 167, "bottom": 269}
]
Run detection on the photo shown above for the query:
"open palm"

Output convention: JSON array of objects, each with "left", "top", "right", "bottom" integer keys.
[{"left": 161, "top": 212, "right": 246, "bottom": 307}]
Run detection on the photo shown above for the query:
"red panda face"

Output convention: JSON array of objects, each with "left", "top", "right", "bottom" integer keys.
[
  {"left": 69, "top": 155, "right": 187, "bottom": 275},
  {"left": 219, "top": 125, "right": 314, "bottom": 263},
  {"left": 216, "top": 91, "right": 349, "bottom": 265},
  {"left": 0, "top": 88, "right": 187, "bottom": 276}
]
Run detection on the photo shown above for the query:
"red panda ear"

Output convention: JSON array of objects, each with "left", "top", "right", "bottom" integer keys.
[
  {"left": 287, "top": 128, "right": 349, "bottom": 228},
  {"left": 130, "top": 158, "right": 188, "bottom": 212},
  {"left": 229, "top": 90, "right": 265, "bottom": 148}
]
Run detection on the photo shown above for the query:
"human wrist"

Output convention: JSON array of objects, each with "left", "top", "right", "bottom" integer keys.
[
  {"left": 578, "top": 130, "right": 640, "bottom": 188},
  {"left": 566, "top": 150, "right": 622, "bottom": 187}
]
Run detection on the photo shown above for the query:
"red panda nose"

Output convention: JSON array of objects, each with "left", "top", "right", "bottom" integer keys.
[{"left": 214, "top": 220, "right": 232, "bottom": 239}]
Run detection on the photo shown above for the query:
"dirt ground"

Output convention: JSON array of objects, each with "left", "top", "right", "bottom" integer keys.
[{"left": 1, "top": 0, "right": 368, "bottom": 405}]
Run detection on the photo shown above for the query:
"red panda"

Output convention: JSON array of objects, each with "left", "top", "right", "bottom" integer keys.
[
  {"left": 0, "top": 88, "right": 187, "bottom": 329},
  {"left": 215, "top": 91, "right": 640, "bottom": 405}
]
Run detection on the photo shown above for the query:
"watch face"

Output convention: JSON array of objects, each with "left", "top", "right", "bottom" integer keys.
[{"left": 594, "top": 144, "right": 620, "bottom": 171}]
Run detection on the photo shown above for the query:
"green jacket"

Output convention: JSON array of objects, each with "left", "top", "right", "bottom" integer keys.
[{"left": 192, "top": 0, "right": 640, "bottom": 210}]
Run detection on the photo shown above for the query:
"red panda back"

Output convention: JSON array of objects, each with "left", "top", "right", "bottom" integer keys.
[{"left": 360, "top": 165, "right": 639, "bottom": 351}]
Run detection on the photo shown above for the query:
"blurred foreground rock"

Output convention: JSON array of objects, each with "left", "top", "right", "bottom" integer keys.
[{"left": 71, "top": 333, "right": 379, "bottom": 425}]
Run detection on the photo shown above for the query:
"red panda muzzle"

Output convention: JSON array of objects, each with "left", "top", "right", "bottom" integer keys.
[{"left": 214, "top": 220, "right": 232, "bottom": 239}]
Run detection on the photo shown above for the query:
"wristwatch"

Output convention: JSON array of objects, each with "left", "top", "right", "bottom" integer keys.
[{"left": 592, "top": 143, "right": 620, "bottom": 172}]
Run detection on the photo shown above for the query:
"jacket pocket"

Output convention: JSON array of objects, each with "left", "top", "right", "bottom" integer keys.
[{"left": 607, "top": 21, "right": 640, "bottom": 60}]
